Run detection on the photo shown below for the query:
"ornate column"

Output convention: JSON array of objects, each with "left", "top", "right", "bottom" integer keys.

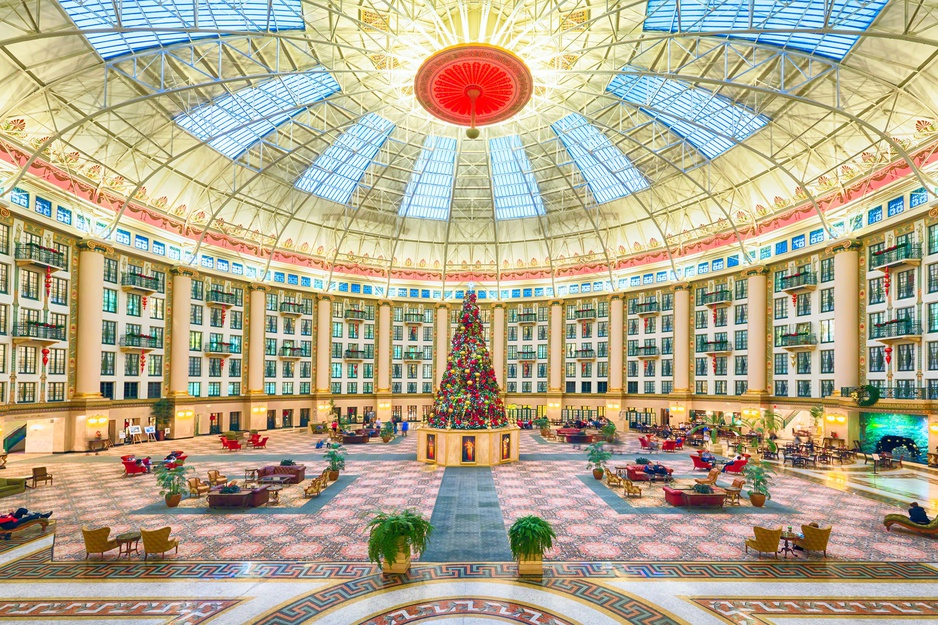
[
  {"left": 547, "top": 299, "right": 563, "bottom": 422},
  {"left": 168, "top": 267, "right": 197, "bottom": 439},
  {"left": 316, "top": 295, "right": 333, "bottom": 395},
  {"left": 245, "top": 284, "right": 268, "bottom": 430},
  {"left": 376, "top": 299, "right": 393, "bottom": 422},
  {"left": 672, "top": 284, "right": 692, "bottom": 393},
  {"left": 435, "top": 303, "right": 449, "bottom": 386},
  {"left": 606, "top": 294, "right": 624, "bottom": 418},
  {"left": 74, "top": 240, "right": 109, "bottom": 398},
  {"left": 745, "top": 267, "right": 769, "bottom": 395},
  {"left": 833, "top": 241, "right": 862, "bottom": 395},
  {"left": 491, "top": 303, "right": 506, "bottom": 389}
]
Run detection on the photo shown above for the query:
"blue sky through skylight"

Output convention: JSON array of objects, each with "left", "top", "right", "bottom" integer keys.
[
  {"left": 57, "top": 0, "right": 305, "bottom": 59},
  {"left": 398, "top": 136, "right": 457, "bottom": 221},
  {"left": 295, "top": 113, "right": 395, "bottom": 205},
  {"left": 606, "top": 73, "right": 769, "bottom": 159},
  {"left": 175, "top": 70, "right": 340, "bottom": 160},
  {"left": 550, "top": 114, "right": 648, "bottom": 204},
  {"left": 489, "top": 135, "right": 545, "bottom": 220},
  {"left": 643, "top": 0, "right": 890, "bottom": 60}
]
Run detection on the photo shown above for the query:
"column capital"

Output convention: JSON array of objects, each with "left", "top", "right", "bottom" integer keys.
[
  {"left": 248, "top": 282, "right": 269, "bottom": 292},
  {"left": 435, "top": 302, "right": 450, "bottom": 310},
  {"left": 608, "top": 293, "right": 624, "bottom": 302},
  {"left": 547, "top": 298, "right": 564, "bottom": 307},
  {"left": 76, "top": 239, "right": 113, "bottom": 254},
  {"left": 318, "top": 293, "right": 334, "bottom": 303},
  {"left": 827, "top": 239, "right": 862, "bottom": 254},
  {"left": 671, "top": 282, "right": 692, "bottom": 293},
  {"left": 743, "top": 265, "right": 770, "bottom": 278},
  {"left": 377, "top": 298, "right": 394, "bottom": 307},
  {"left": 491, "top": 302, "right": 506, "bottom": 310},
  {"left": 171, "top": 265, "right": 199, "bottom": 278}
]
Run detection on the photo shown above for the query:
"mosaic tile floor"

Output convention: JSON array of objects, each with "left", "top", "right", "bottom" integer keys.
[{"left": 2, "top": 428, "right": 938, "bottom": 623}]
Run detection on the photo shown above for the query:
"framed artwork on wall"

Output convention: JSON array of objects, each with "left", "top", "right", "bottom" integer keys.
[
  {"left": 461, "top": 435, "right": 476, "bottom": 464},
  {"left": 426, "top": 433, "right": 436, "bottom": 461}
]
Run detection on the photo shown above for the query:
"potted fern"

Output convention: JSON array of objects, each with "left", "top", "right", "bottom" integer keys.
[
  {"left": 634, "top": 456, "right": 651, "bottom": 465},
  {"left": 324, "top": 443, "right": 346, "bottom": 481},
  {"left": 744, "top": 461, "right": 774, "bottom": 507},
  {"left": 380, "top": 421, "right": 395, "bottom": 443},
  {"left": 692, "top": 483, "right": 714, "bottom": 494},
  {"left": 154, "top": 463, "right": 192, "bottom": 507},
  {"left": 367, "top": 509, "right": 434, "bottom": 574},
  {"left": 585, "top": 442, "right": 611, "bottom": 479},
  {"left": 533, "top": 417, "right": 550, "bottom": 437},
  {"left": 508, "top": 515, "right": 556, "bottom": 576},
  {"left": 600, "top": 422, "right": 617, "bottom": 442}
]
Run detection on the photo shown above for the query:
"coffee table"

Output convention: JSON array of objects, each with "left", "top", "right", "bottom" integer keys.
[
  {"left": 116, "top": 531, "right": 141, "bottom": 558},
  {"left": 267, "top": 485, "right": 283, "bottom": 505},
  {"left": 779, "top": 531, "right": 802, "bottom": 558},
  {"left": 258, "top": 475, "right": 291, "bottom": 486}
]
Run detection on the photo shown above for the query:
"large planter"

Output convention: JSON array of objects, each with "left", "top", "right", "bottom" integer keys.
[
  {"left": 540, "top": 428, "right": 550, "bottom": 438},
  {"left": 517, "top": 554, "right": 543, "bottom": 576},
  {"left": 165, "top": 493, "right": 182, "bottom": 508},
  {"left": 328, "top": 469, "right": 340, "bottom": 481},
  {"left": 382, "top": 435, "right": 393, "bottom": 443},
  {"left": 383, "top": 541, "right": 411, "bottom": 574},
  {"left": 749, "top": 493, "right": 767, "bottom": 508},
  {"left": 591, "top": 468, "right": 604, "bottom": 480}
]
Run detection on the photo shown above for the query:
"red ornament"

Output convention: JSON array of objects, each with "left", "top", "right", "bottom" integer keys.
[
  {"left": 142, "top": 296, "right": 148, "bottom": 310},
  {"left": 140, "top": 352, "right": 146, "bottom": 373},
  {"left": 883, "top": 266, "right": 890, "bottom": 297},
  {"left": 44, "top": 266, "right": 51, "bottom": 297},
  {"left": 210, "top": 414, "right": 216, "bottom": 421},
  {"left": 712, "top": 356, "right": 717, "bottom": 373},
  {"left": 791, "top": 293, "right": 797, "bottom": 306},
  {"left": 41, "top": 347, "right": 49, "bottom": 366},
  {"left": 643, "top": 317, "right": 649, "bottom": 332},
  {"left": 221, "top": 308, "right": 227, "bottom": 325},
  {"left": 414, "top": 44, "right": 533, "bottom": 136},
  {"left": 884, "top": 346, "right": 893, "bottom": 365},
  {"left": 712, "top": 309, "right": 717, "bottom": 324}
]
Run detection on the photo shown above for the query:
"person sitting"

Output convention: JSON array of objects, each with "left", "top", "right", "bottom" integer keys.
[
  {"left": 793, "top": 522, "right": 819, "bottom": 551},
  {"left": 909, "top": 502, "right": 931, "bottom": 525},
  {"left": 646, "top": 436, "right": 660, "bottom": 452},
  {"left": 722, "top": 455, "right": 744, "bottom": 473},
  {"left": 0, "top": 508, "right": 52, "bottom": 529},
  {"left": 700, "top": 450, "right": 716, "bottom": 464},
  {"left": 315, "top": 439, "right": 325, "bottom": 449},
  {"left": 643, "top": 463, "right": 669, "bottom": 477}
]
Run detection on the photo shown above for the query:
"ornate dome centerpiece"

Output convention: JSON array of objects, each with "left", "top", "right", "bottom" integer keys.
[{"left": 414, "top": 44, "right": 533, "bottom": 139}]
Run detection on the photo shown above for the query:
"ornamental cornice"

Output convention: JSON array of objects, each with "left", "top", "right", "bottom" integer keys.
[
  {"left": 318, "top": 293, "right": 333, "bottom": 303},
  {"left": 171, "top": 266, "right": 199, "bottom": 278},
  {"left": 76, "top": 239, "right": 113, "bottom": 254},
  {"left": 435, "top": 302, "right": 450, "bottom": 310},
  {"left": 826, "top": 239, "right": 863, "bottom": 254},
  {"left": 377, "top": 298, "right": 393, "bottom": 307},
  {"left": 671, "top": 282, "right": 692, "bottom": 292},
  {"left": 247, "top": 283, "right": 269, "bottom": 292},
  {"left": 547, "top": 299, "right": 564, "bottom": 307},
  {"left": 743, "top": 265, "right": 770, "bottom": 278}
]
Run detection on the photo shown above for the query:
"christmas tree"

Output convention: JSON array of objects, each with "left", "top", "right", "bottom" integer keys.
[{"left": 429, "top": 292, "right": 508, "bottom": 429}]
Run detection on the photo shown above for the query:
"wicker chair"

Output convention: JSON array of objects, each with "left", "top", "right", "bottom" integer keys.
[
  {"left": 141, "top": 527, "right": 179, "bottom": 561},
  {"left": 81, "top": 526, "right": 119, "bottom": 559},
  {"left": 793, "top": 524, "right": 832, "bottom": 556},
  {"left": 207, "top": 470, "right": 227, "bottom": 486},
  {"left": 695, "top": 468, "right": 720, "bottom": 486},
  {"left": 187, "top": 477, "right": 211, "bottom": 498},
  {"left": 622, "top": 479, "right": 642, "bottom": 498},
  {"left": 604, "top": 469, "right": 624, "bottom": 487},
  {"left": 745, "top": 526, "right": 782, "bottom": 558}
]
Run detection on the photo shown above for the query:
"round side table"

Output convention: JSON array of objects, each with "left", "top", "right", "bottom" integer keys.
[
  {"left": 116, "top": 531, "right": 141, "bottom": 558},
  {"left": 267, "top": 485, "right": 283, "bottom": 505}
]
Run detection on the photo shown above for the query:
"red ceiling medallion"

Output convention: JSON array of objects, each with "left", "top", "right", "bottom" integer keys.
[{"left": 414, "top": 43, "right": 533, "bottom": 138}]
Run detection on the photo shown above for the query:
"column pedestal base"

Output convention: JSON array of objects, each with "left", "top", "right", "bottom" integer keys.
[{"left": 417, "top": 426, "right": 520, "bottom": 466}]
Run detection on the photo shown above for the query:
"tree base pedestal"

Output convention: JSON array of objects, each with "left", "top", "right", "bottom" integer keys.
[{"left": 417, "top": 426, "right": 520, "bottom": 466}]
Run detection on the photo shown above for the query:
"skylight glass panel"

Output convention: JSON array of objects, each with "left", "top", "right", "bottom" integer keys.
[
  {"left": 175, "top": 70, "right": 340, "bottom": 160},
  {"left": 489, "top": 135, "right": 545, "bottom": 220},
  {"left": 57, "top": 0, "right": 305, "bottom": 59},
  {"left": 643, "top": 0, "right": 890, "bottom": 61},
  {"left": 550, "top": 113, "right": 647, "bottom": 204},
  {"left": 295, "top": 113, "right": 395, "bottom": 205},
  {"left": 398, "top": 136, "right": 457, "bottom": 221},
  {"left": 606, "top": 73, "right": 769, "bottom": 159}
]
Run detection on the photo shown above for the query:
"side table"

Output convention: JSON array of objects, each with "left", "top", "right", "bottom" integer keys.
[
  {"left": 267, "top": 485, "right": 283, "bottom": 505},
  {"left": 779, "top": 531, "right": 802, "bottom": 558},
  {"left": 116, "top": 531, "right": 141, "bottom": 559},
  {"left": 244, "top": 468, "right": 261, "bottom": 484}
]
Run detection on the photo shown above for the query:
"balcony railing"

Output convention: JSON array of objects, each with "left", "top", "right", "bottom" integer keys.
[
  {"left": 778, "top": 272, "right": 817, "bottom": 291},
  {"left": 403, "top": 312, "right": 425, "bottom": 323},
  {"left": 121, "top": 272, "right": 161, "bottom": 292},
  {"left": 636, "top": 345, "right": 659, "bottom": 357},
  {"left": 344, "top": 349, "right": 369, "bottom": 359},
  {"left": 777, "top": 333, "right": 818, "bottom": 347},
  {"left": 700, "top": 290, "right": 732, "bottom": 306},
  {"left": 869, "top": 320, "right": 921, "bottom": 340},
  {"left": 279, "top": 301, "right": 306, "bottom": 315},
  {"left": 514, "top": 351, "right": 537, "bottom": 360},
  {"left": 15, "top": 242, "right": 67, "bottom": 270},
  {"left": 870, "top": 243, "right": 923, "bottom": 270},
  {"left": 573, "top": 349, "right": 596, "bottom": 359},
  {"left": 205, "top": 342, "right": 233, "bottom": 354},
  {"left": 13, "top": 323, "right": 66, "bottom": 341},
  {"left": 842, "top": 385, "right": 926, "bottom": 400},
  {"left": 573, "top": 308, "right": 596, "bottom": 320},
  {"left": 207, "top": 290, "right": 238, "bottom": 306},
  {"left": 697, "top": 340, "right": 731, "bottom": 353},
  {"left": 403, "top": 350, "right": 426, "bottom": 360},
  {"left": 635, "top": 302, "right": 660, "bottom": 314},
  {"left": 279, "top": 346, "right": 309, "bottom": 357},
  {"left": 517, "top": 312, "right": 537, "bottom": 323},
  {"left": 120, "top": 334, "right": 162, "bottom": 349},
  {"left": 344, "top": 309, "right": 368, "bottom": 320}
]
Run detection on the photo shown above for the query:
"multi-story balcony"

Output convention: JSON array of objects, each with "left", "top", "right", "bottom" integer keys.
[
  {"left": 344, "top": 309, "right": 368, "bottom": 320},
  {"left": 14, "top": 242, "right": 67, "bottom": 271},
  {"left": 870, "top": 243, "right": 922, "bottom": 272},
  {"left": 778, "top": 332, "right": 818, "bottom": 351},
  {"left": 778, "top": 271, "right": 817, "bottom": 294},
  {"left": 207, "top": 290, "right": 238, "bottom": 308},
  {"left": 204, "top": 342, "right": 234, "bottom": 354},
  {"left": 344, "top": 348, "right": 368, "bottom": 360},
  {"left": 697, "top": 340, "right": 732, "bottom": 354},
  {"left": 573, "top": 348, "right": 596, "bottom": 360},
  {"left": 868, "top": 318, "right": 922, "bottom": 344},
  {"left": 636, "top": 345, "right": 660, "bottom": 359},
  {"left": 517, "top": 311, "right": 537, "bottom": 324},
  {"left": 842, "top": 385, "right": 927, "bottom": 400},
  {"left": 403, "top": 350, "right": 426, "bottom": 361},
  {"left": 279, "top": 301, "right": 306, "bottom": 316},
  {"left": 513, "top": 350, "right": 537, "bottom": 361},
  {"left": 279, "top": 345, "right": 308, "bottom": 359},
  {"left": 403, "top": 312, "right": 425, "bottom": 325},
  {"left": 12, "top": 322, "right": 66, "bottom": 344},
  {"left": 635, "top": 302, "right": 660, "bottom": 317},
  {"left": 700, "top": 290, "right": 732, "bottom": 308},
  {"left": 120, "top": 271, "right": 161, "bottom": 294},
  {"left": 119, "top": 334, "right": 161, "bottom": 351},
  {"left": 573, "top": 308, "right": 596, "bottom": 320}
]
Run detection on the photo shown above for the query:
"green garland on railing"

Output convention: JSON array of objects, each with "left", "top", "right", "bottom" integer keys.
[{"left": 856, "top": 384, "right": 880, "bottom": 407}]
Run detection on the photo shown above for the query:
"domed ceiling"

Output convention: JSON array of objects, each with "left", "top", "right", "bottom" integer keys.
[{"left": 0, "top": 0, "right": 936, "bottom": 283}]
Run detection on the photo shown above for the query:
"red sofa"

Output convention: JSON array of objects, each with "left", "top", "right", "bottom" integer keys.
[
  {"left": 626, "top": 464, "right": 673, "bottom": 482},
  {"left": 663, "top": 486, "right": 726, "bottom": 507},
  {"left": 256, "top": 465, "right": 306, "bottom": 484}
]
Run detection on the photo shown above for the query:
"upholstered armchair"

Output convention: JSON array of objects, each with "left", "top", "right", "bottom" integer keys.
[
  {"left": 141, "top": 527, "right": 179, "bottom": 561},
  {"left": 745, "top": 526, "right": 782, "bottom": 558},
  {"left": 794, "top": 524, "right": 832, "bottom": 556},
  {"left": 604, "top": 469, "right": 624, "bottom": 487},
  {"left": 31, "top": 467, "right": 53, "bottom": 487},
  {"left": 207, "top": 470, "right": 227, "bottom": 486},
  {"left": 723, "top": 478, "right": 746, "bottom": 506},
  {"left": 187, "top": 477, "right": 211, "bottom": 498},
  {"left": 304, "top": 478, "right": 325, "bottom": 498},
  {"left": 695, "top": 468, "right": 720, "bottom": 485},
  {"left": 81, "top": 526, "right": 119, "bottom": 559},
  {"left": 622, "top": 479, "right": 642, "bottom": 498}
]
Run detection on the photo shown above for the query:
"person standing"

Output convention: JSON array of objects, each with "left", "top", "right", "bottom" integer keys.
[{"left": 401, "top": 420, "right": 409, "bottom": 437}]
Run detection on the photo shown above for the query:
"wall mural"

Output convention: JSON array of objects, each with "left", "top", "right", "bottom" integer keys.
[{"left": 859, "top": 412, "right": 928, "bottom": 462}]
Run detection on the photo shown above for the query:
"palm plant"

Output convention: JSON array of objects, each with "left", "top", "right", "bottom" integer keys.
[
  {"left": 533, "top": 417, "right": 549, "bottom": 431},
  {"left": 367, "top": 509, "right": 434, "bottom": 569},
  {"left": 687, "top": 413, "right": 725, "bottom": 443},
  {"left": 380, "top": 421, "right": 395, "bottom": 440},
  {"left": 744, "top": 461, "right": 775, "bottom": 500},
  {"left": 508, "top": 515, "right": 556, "bottom": 561},
  {"left": 585, "top": 442, "right": 611, "bottom": 471},
  {"left": 324, "top": 443, "right": 347, "bottom": 472},
  {"left": 600, "top": 422, "right": 617, "bottom": 442},
  {"left": 153, "top": 464, "right": 192, "bottom": 500},
  {"left": 809, "top": 404, "right": 824, "bottom": 430}
]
